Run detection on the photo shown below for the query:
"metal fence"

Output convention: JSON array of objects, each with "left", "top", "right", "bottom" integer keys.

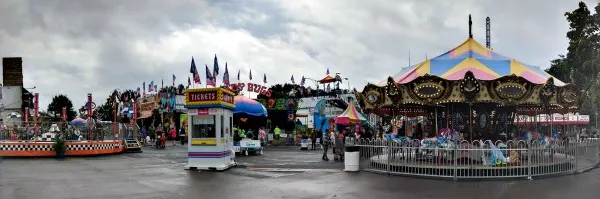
[
  {"left": 346, "top": 138, "right": 600, "bottom": 180},
  {"left": 0, "top": 121, "right": 137, "bottom": 142}
]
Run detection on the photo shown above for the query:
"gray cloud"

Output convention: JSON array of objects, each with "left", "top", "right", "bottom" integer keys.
[{"left": 0, "top": 0, "right": 595, "bottom": 109}]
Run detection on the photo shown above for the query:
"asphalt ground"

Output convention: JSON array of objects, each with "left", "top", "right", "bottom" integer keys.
[{"left": 1, "top": 145, "right": 599, "bottom": 199}]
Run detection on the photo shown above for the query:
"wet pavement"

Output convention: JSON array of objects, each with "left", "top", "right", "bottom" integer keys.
[{"left": 1, "top": 145, "right": 599, "bottom": 199}]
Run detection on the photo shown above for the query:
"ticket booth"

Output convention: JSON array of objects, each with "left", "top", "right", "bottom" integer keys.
[{"left": 184, "top": 88, "right": 236, "bottom": 171}]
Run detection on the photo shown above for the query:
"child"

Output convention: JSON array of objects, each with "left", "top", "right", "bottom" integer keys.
[{"left": 160, "top": 132, "right": 167, "bottom": 149}]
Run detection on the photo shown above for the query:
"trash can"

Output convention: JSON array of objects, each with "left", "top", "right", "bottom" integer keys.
[{"left": 344, "top": 145, "right": 360, "bottom": 172}]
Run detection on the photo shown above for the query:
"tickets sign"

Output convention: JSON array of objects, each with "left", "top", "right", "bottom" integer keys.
[
  {"left": 184, "top": 88, "right": 236, "bottom": 109},
  {"left": 188, "top": 91, "right": 218, "bottom": 102}
]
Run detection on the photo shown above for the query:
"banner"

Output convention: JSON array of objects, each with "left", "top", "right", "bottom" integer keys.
[
  {"left": 24, "top": 107, "right": 29, "bottom": 123},
  {"left": 257, "top": 98, "right": 298, "bottom": 110},
  {"left": 227, "top": 82, "right": 272, "bottom": 97},
  {"left": 180, "top": 114, "right": 189, "bottom": 136},
  {"left": 33, "top": 93, "right": 39, "bottom": 121}
]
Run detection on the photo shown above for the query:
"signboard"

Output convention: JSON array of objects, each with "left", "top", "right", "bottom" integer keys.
[
  {"left": 227, "top": 83, "right": 272, "bottom": 97},
  {"left": 188, "top": 91, "right": 218, "bottom": 102},
  {"left": 515, "top": 114, "right": 590, "bottom": 124},
  {"left": 184, "top": 88, "right": 235, "bottom": 109},
  {"left": 187, "top": 108, "right": 222, "bottom": 115},
  {"left": 221, "top": 92, "right": 234, "bottom": 104},
  {"left": 180, "top": 114, "right": 188, "bottom": 136},
  {"left": 198, "top": 109, "right": 209, "bottom": 115}
]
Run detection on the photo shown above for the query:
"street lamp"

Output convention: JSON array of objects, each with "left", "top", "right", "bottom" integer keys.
[{"left": 343, "top": 78, "right": 350, "bottom": 92}]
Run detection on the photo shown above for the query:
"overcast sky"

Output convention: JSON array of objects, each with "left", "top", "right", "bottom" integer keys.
[{"left": 0, "top": 0, "right": 598, "bottom": 110}]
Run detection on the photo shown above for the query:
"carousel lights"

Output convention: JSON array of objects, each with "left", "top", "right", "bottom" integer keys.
[{"left": 414, "top": 84, "right": 442, "bottom": 98}]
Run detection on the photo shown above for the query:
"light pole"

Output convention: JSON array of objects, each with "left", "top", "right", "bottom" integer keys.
[
  {"left": 596, "top": 112, "right": 598, "bottom": 132},
  {"left": 343, "top": 78, "right": 350, "bottom": 93}
]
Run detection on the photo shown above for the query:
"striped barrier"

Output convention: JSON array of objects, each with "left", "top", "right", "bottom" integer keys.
[{"left": 0, "top": 140, "right": 125, "bottom": 157}]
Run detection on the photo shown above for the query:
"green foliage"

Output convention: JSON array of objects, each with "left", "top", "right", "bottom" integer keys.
[
  {"left": 545, "top": 2, "right": 600, "bottom": 125},
  {"left": 53, "top": 135, "right": 67, "bottom": 153},
  {"left": 95, "top": 103, "right": 115, "bottom": 121},
  {"left": 47, "top": 94, "right": 77, "bottom": 121},
  {"left": 257, "top": 83, "right": 303, "bottom": 99}
]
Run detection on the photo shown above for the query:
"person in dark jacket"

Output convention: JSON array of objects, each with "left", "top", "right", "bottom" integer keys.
[
  {"left": 322, "top": 129, "right": 331, "bottom": 161},
  {"left": 179, "top": 127, "right": 186, "bottom": 146},
  {"left": 311, "top": 129, "right": 317, "bottom": 150}
]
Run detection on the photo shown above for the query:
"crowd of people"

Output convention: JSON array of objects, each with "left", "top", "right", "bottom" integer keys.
[{"left": 139, "top": 125, "right": 181, "bottom": 149}]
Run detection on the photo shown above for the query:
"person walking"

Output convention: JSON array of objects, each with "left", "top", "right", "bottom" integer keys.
[
  {"left": 179, "top": 126, "right": 186, "bottom": 146},
  {"left": 273, "top": 126, "right": 281, "bottom": 145},
  {"left": 160, "top": 132, "right": 167, "bottom": 149},
  {"left": 322, "top": 129, "right": 331, "bottom": 161},
  {"left": 310, "top": 129, "right": 317, "bottom": 150},
  {"left": 259, "top": 127, "right": 267, "bottom": 147},
  {"left": 169, "top": 127, "right": 177, "bottom": 146}
]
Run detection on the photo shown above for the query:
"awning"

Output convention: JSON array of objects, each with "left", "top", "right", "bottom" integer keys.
[{"left": 296, "top": 109, "right": 309, "bottom": 117}]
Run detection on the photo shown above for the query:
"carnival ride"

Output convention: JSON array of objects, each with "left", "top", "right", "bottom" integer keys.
[
  {"left": 352, "top": 16, "right": 590, "bottom": 179},
  {"left": 232, "top": 95, "right": 267, "bottom": 155},
  {"left": 313, "top": 98, "right": 348, "bottom": 134},
  {"left": 109, "top": 89, "right": 142, "bottom": 152},
  {"left": 0, "top": 93, "right": 130, "bottom": 157}
]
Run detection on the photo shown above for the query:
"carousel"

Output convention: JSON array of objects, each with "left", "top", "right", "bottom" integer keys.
[{"left": 351, "top": 16, "right": 591, "bottom": 179}]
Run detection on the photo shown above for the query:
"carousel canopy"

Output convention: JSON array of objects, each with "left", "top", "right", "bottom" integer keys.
[
  {"left": 233, "top": 96, "right": 268, "bottom": 117},
  {"left": 378, "top": 38, "right": 566, "bottom": 86},
  {"left": 335, "top": 103, "right": 367, "bottom": 125}
]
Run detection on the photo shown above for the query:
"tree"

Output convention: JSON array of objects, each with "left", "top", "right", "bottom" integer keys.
[
  {"left": 546, "top": 2, "right": 594, "bottom": 88},
  {"left": 47, "top": 94, "right": 77, "bottom": 121},
  {"left": 95, "top": 102, "right": 115, "bottom": 121},
  {"left": 257, "top": 83, "right": 303, "bottom": 99},
  {"left": 546, "top": 2, "right": 600, "bottom": 125}
]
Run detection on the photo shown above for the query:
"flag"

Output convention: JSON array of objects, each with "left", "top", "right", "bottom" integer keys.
[
  {"left": 190, "top": 57, "right": 201, "bottom": 84},
  {"left": 291, "top": 75, "right": 295, "bottom": 84},
  {"left": 148, "top": 81, "right": 154, "bottom": 92},
  {"left": 213, "top": 54, "right": 219, "bottom": 76},
  {"left": 223, "top": 62, "right": 230, "bottom": 85},
  {"left": 137, "top": 87, "right": 141, "bottom": 96},
  {"left": 237, "top": 69, "right": 240, "bottom": 81},
  {"left": 172, "top": 74, "right": 176, "bottom": 86},
  {"left": 249, "top": 69, "right": 253, "bottom": 80},
  {"left": 263, "top": 73, "right": 267, "bottom": 84},
  {"left": 188, "top": 76, "right": 191, "bottom": 86},
  {"left": 326, "top": 68, "right": 330, "bottom": 75},
  {"left": 154, "top": 84, "right": 158, "bottom": 91},
  {"left": 206, "top": 64, "right": 215, "bottom": 86},
  {"left": 143, "top": 82, "right": 146, "bottom": 94},
  {"left": 300, "top": 76, "right": 305, "bottom": 86},
  {"left": 161, "top": 78, "right": 164, "bottom": 88}
]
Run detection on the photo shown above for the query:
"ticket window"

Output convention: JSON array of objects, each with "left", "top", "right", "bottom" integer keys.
[{"left": 191, "top": 115, "right": 216, "bottom": 145}]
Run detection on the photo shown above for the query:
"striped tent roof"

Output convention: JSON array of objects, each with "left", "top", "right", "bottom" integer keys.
[
  {"left": 335, "top": 103, "right": 367, "bottom": 125},
  {"left": 378, "top": 38, "right": 566, "bottom": 86}
]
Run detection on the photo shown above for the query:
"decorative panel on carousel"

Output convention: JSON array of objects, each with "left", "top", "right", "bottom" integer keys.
[
  {"left": 556, "top": 85, "right": 580, "bottom": 111},
  {"left": 405, "top": 75, "right": 452, "bottom": 105},
  {"left": 360, "top": 83, "right": 386, "bottom": 109},
  {"left": 487, "top": 74, "right": 535, "bottom": 105},
  {"left": 442, "top": 83, "right": 464, "bottom": 103}
]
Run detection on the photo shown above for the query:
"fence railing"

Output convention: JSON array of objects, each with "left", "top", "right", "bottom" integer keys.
[
  {"left": 346, "top": 138, "right": 600, "bottom": 179},
  {"left": 0, "top": 121, "right": 138, "bottom": 142}
]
